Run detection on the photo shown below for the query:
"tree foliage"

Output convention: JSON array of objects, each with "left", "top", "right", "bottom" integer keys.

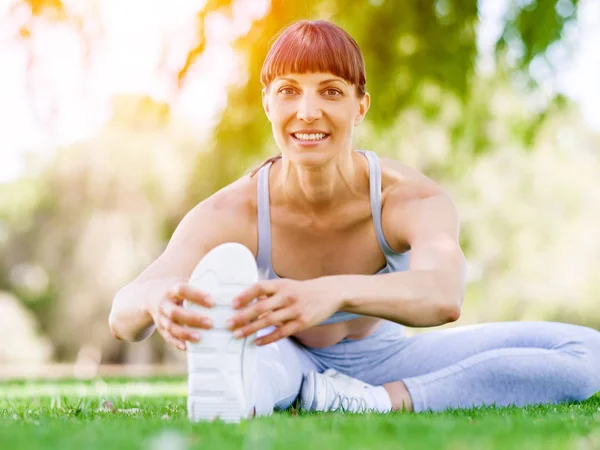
[{"left": 8, "top": 0, "right": 581, "bottom": 175}]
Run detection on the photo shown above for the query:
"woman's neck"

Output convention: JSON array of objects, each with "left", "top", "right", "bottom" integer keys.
[{"left": 272, "top": 150, "right": 368, "bottom": 215}]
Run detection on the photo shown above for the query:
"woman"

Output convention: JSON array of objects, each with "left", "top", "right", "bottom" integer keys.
[{"left": 109, "top": 20, "right": 600, "bottom": 422}]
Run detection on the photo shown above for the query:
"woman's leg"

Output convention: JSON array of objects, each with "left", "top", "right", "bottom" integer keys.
[
  {"left": 309, "top": 321, "right": 600, "bottom": 413},
  {"left": 378, "top": 321, "right": 600, "bottom": 412},
  {"left": 253, "top": 331, "right": 320, "bottom": 416}
]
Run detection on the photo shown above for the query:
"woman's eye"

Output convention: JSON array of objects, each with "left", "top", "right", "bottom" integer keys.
[
  {"left": 279, "top": 87, "right": 295, "bottom": 95},
  {"left": 325, "top": 89, "right": 342, "bottom": 97}
]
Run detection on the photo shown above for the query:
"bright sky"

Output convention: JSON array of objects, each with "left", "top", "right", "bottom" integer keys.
[
  {"left": 0, "top": 0, "right": 598, "bottom": 184},
  {"left": 0, "top": 0, "right": 268, "bottom": 182}
]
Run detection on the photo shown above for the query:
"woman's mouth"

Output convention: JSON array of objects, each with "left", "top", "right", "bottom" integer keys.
[{"left": 290, "top": 132, "right": 330, "bottom": 146}]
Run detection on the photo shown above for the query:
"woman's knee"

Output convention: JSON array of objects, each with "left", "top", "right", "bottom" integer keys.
[
  {"left": 561, "top": 325, "right": 600, "bottom": 359},
  {"left": 525, "top": 322, "right": 600, "bottom": 354},
  {"left": 560, "top": 326, "right": 600, "bottom": 401}
]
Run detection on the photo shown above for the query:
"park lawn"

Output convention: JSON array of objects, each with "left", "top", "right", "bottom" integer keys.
[{"left": 1, "top": 377, "right": 599, "bottom": 450}]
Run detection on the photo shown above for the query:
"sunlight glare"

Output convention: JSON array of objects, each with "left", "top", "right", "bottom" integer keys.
[{"left": 0, "top": 0, "right": 270, "bottom": 182}]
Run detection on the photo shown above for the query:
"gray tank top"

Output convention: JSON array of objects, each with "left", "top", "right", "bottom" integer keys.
[{"left": 256, "top": 149, "right": 410, "bottom": 325}]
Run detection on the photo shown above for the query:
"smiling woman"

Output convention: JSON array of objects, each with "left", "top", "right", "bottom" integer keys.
[
  {"left": 251, "top": 20, "right": 370, "bottom": 175},
  {"left": 109, "top": 19, "right": 600, "bottom": 423}
]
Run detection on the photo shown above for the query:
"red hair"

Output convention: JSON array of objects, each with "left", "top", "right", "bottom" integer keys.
[
  {"left": 261, "top": 20, "right": 366, "bottom": 97},
  {"left": 250, "top": 20, "right": 367, "bottom": 177}
]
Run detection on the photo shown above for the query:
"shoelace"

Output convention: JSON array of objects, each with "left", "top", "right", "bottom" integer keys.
[{"left": 331, "top": 391, "right": 369, "bottom": 413}]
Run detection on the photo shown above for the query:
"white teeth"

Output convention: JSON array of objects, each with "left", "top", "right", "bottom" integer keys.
[{"left": 293, "top": 133, "right": 327, "bottom": 141}]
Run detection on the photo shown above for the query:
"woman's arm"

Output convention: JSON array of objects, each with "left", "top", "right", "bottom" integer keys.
[
  {"left": 109, "top": 277, "right": 184, "bottom": 342},
  {"left": 108, "top": 201, "right": 217, "bottom": 343},
  {"left": 334, "top": 191, "right": 466, "bottom": 326},
  {"left": 109, "top": 185, "right": 254, "bottom": 343}
]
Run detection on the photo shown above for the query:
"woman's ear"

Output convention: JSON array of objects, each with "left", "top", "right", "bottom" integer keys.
[
  {"left": 354, "top": 92, "right": 371, "bottom": 126},
  {"left": 262, "top": 88, "right": 270, "bottom": 120}
]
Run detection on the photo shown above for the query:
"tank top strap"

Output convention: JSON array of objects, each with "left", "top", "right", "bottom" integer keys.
[
  {"left": 256, "top": 162, "right": 273, "bottom": 272},
  {"left": 359, "top": 150, "right": 397, "bottom": 255}
]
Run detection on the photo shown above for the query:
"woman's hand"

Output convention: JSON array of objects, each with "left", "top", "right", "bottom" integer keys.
[
  {"left": 226, "top": 278, "right": 343, "bottom": 345},
  {"left": 147, "top": 281, "right": 214, "bottom": 351}
]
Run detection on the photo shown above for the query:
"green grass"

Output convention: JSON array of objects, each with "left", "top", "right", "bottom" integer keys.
[{"left": 1, "top": 377, "right": 600, "bottom": 450}]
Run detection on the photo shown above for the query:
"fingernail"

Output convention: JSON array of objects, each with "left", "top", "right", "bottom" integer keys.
[
  {"left": 206, "top": 296, "right": 215, "bottom": 307},
  {"left": 179, "top": 343, "right": 186, "bottom": 350},
  {"left": 232, "top": 299, "right": 239, "bottom": 308},
  {"left": 192, "top": 332, "right": 201, "bottom": 341},
  {"left": 202, "top": 318, "right": 213, "bottom": 328},
  {"left": 225, "top": 320, "right": 234, "bottom": 330},
  {"left": 233, "top": 330, "right": 243, "bottom": 339}
]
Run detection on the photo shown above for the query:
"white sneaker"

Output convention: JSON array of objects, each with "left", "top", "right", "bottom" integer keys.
[
  {"left": 184, "top": 242, "right": 258, "bottom": 423},
  {"left": 322, "top": 368, "right": 374, "bottom": 388},
  {"left": 300, "top": 369, "right": 375, "bottom": 413}
]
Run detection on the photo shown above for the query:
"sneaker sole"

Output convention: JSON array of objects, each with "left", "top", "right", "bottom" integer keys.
[
  {"left": 300, "top": 371, "right": 319, "bottom": 411},
  {"left": 184, "top": 242, "right": 258, "bottom": 423}
]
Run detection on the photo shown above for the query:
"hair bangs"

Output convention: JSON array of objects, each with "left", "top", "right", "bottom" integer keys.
[{"left": 261, "top": 20, "right": 366, "bottom": 97}]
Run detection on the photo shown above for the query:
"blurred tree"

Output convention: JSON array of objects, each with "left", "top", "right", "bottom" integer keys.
[
  {"left": 7, "top": 0, "right": 581, "bottom": 186},
  {"left": 0, "top": 95, "right": 200, "bottom": 362}
]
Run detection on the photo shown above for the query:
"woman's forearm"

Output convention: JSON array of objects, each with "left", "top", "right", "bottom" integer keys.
[
  {"left": 328, "top": 270, "right": 464, "bottom": 327},
  {"left": 108, "top": 277, "right": 179, "bottom": 342}
]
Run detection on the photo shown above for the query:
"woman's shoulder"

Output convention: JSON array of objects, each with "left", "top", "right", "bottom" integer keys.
[
  {"left": 183, "top": 174, "right": 258, "bottom": 245},
  {"left": 378, "top": 155, "right": 445, "bottom": 202},
  {"left": 377, "top": 155, "right": 457, "bottom": 252},
  {"left": 194, "top": 174, "right": 258, "bottom": 225},
  {"left": 201, "top": 174, "right": 258, "bottom": 218}
]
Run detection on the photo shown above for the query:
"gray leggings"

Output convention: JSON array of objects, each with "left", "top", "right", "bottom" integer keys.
[{"left": 253, "top": 321, "right": 600, "bottom": 415}]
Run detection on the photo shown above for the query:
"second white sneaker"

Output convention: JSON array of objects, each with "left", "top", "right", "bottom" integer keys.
[
  {"left": 300, "top": 368, "right": 376, "bottom": 413},
  {"left": 184, "top": 242, "right": 258, "bottom": 423}
]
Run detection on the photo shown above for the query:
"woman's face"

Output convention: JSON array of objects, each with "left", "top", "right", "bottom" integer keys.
[{"left": 262, "top": 72, "right": 370, "bottom": 164}]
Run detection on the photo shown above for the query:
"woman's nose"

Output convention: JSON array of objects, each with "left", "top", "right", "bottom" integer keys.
[{"left": 296, "top": 95, "right": 322, "bottom": 122}]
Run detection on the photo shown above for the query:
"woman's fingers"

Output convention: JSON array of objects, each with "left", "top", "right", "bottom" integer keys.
[
  {"left": 227, "top": 293, "right": 291, "bottom": 330},
  {"left": 157, "top": 314, "right": 202, "bottom": 344},
  {"left": 232, "top": 281, "right": 279, "bottom": 309},
  {"left": 154, "top": 281, "right": 216, "bottom": 351},
  {"left": 255, "top": 320, "right": 303, "bottom": 346},
  {"left": 157, "top": 327, "right": 187, "bottom": 351},
  {"left": 154, "top": 314, "right": 188, "bottom": 351},
  {"left": 159, "top": 301, "right": 213, "bottom": 329},
  {"left": 232, "top": 306, "right": 297, "bottom": 339},
  {"left": 168, "top": 282, "right": 215, "bottom": 308},
  {"left": 153, "top": 281, "right": 214, "bottom": 352}
]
